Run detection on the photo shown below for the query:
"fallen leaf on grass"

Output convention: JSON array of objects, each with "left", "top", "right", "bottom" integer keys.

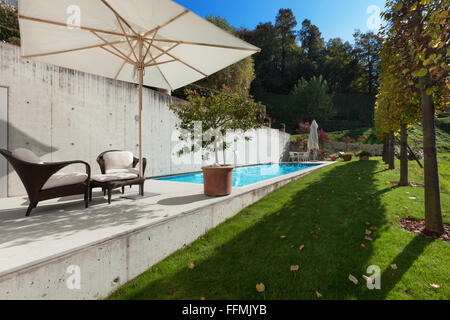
[
  {"left": 280, "top": 235, "right": 287, "bottom": 239},
  {"left": 276, "top": 212, "right": 281, "bottom": 216},
  {"left": 315, "top": 291, "right": 322, "bottom": 298},
  {"left": 430, "top": 283, "right": 440, "bottom": 289},
  {"left": 390, "top": 264, "right": 398, "bottom": 270},
  {"left": 256, "top": 283, "right": 265, "bottom": 293},
  {"left": 360, "top": 243, "right": 366, "bottom": 248},
  {"left": 312, "top": 235, "right": 319, "bottom": 240},
  {"left": 199, "top": 297, "right": 206, "bottom": 300},
  {"left": 364, "top": 236, "right": 373, "bottom": 241},
  {"left": 299, "top": 245, "right": 305, "bottom": 251},
  {"left": 188, "top": 261, "right": 195, "bottom": 269},
  {"left": 290, "top": 265, "right": 300, "bottom": 271},
  {"left": 362, "top": 275, "right": 375, "bottom": 284},
  {"left": 405, "top": 207, "right": 410, "bottom": 212},
  {"left": 349, "top": 274, "right": 359, "bottom": 285},
  {"left": 370, "top": 226, "right": 378, "bottom": 231},
  {"left": 365, "top": 230, "right": 372, "bottom": 235},
  {"left": 365, "top": 222, "right": 371, "bottom": 226}
]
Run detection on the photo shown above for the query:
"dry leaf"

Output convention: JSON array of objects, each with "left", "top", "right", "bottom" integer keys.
[
  {"left": 390, "top": 264, "right": 398, "bottom": 270},
  {"left": 315, "top": 290, "right": 322, "bottom": 298},
  {"left": 299, "top": 245, "right": 305, "bottom": 251},
  {"left": 430, "top": 283, "right": 440, "bottom": 289},
  {"left": 365, "top": 222, "right": 371, "bottom": 226},
  {"left": 313, "top": 235, "right": 319, "bottom": 240},
  {"left": 163, "top": 214, "right": 169, "bottom": 218},
  {"left": 364, "top": 236, "right": 373, "bottom": 241},
  {"left": 199, "top": 297, "right": 206, "bottom": 300},
  {"left": 290, "top": 265, "right": 300, "bottom": 271},
  {"left": 188, "top": 261, "right": 195, "bottom": 269},
  {"left": 256, "top": 283, "right": 265, "bottom": 293},
  {"left": 349, "top": 274, "right": 359, "bottom": 285},
  {"left": 362, "top": 275, "right": 375, "bottom": 284},
  {"left": 276, "top": 212, "right": 281, "bottom": 216},
  {"left": 280, "top": 235, "right": 287, "bottom": 239},
  {"left": 370, "top": 226, "right": 377, "bottom": 231},
  {"left": 360, "top": 243, "right": 366, "bottom": 248},
  {"left": 365, "top": 229, "right": 372, "bottom": 235}
]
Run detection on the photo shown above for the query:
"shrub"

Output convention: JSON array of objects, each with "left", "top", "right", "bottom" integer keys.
[
  {"left": 356, "top": 150, "right": 371, "bottom": 157},
  {"left": 318, "top": 129, "right": 330, "bottom": 145},
  {"left": 357, "top": 135, "right": 367, "bottom": 142},
  {"left": 296, "top": 122, "right": 311, "bottom": 134},
  {"left": 342, "top": 136, "right": 356, "bottom": 144}
]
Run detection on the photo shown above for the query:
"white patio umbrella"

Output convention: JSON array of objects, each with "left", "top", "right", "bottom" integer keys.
[
  {"left": 307, "top": 120, "right": 319, "bottom": 154},
  {"left": 18, "top": 0, "right": 260, "bottom": 178}
]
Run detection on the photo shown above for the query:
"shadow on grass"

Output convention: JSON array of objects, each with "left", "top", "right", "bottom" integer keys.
[{"left": 110, "top": 160, "right": 430, "bottom": 300}]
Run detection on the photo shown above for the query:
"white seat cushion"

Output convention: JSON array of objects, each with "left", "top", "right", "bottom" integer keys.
[
  {"left": 105, "top": 168, "right": 139, "bottom": 175},
  {"left": 42, "top": 172, "right": 88, "bottom": 190},
  {"left": 92, "top": 173, "right": 138, "bottom": 183},
  {"left": 12, "top": 148, "right": 43, "bottom": 164},
  {"left": 103, "top": 151, "right": 134, "bottom": 171}
]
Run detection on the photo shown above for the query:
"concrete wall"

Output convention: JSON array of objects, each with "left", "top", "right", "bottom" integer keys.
[{"left": 0, "top": 43, "right": 290, "bottom": 197}]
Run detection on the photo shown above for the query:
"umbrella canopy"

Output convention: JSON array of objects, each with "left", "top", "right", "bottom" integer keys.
[
  {"left": 307, "top": 120, "right": 319, "bottom": 151},
  {"left": 18, "top": 0, "right": 260, "bottom": 89},
  {"left": 18, "top": 0, "right": 260, "bottom": 177}
]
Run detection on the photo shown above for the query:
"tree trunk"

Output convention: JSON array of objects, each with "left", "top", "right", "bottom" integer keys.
[
  {"left": 420, "top": 79, "right": 443, "bottom": 234},
  {"left": 382, "top": 136, "right": 388, "bottom": 164},
  {"left": 388, "top": 132, "right": 395, "bottom": 170},
  {"left": 399, "top": 124, "right": 409, "bottom": 186}
]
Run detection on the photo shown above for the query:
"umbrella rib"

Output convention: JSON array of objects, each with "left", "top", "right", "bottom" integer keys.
[
  {"left": 22, "top": 40, "right": 128, "bottom": 59},
  {"left": 115, "top": 40, "right": 138, "bottom": 80},
  {"left": 99, "top": 46, "right": 134, "bottom": 65},
  {"left": 91, "top": 31, "right": 135, "bottom": 64},
  {"left": 151, "top": 43, "right": 208, "bottom": 77},
  {"left": 115, "top": 14, "right": 139, "bottom": 62},
  {"left": 143, "top": 9, "right": 189, "bottom": 37},
  {"left": 144, "top": 42, "right": 180, "bottom": 67},
  {"left": 99, "top": 0, "right": 139, "bottom": 37},
  {"left": 19, "top": 15, "right": 132, "bottom": 39},
  {"left": 143, "top": 28, "right": 159, "bottom": 63},
  {"left": 143, "top": 38, "right": 261, "bottom": 52},
  {"left": 146, "top": 49, "right": 173, "bottom": 91}
]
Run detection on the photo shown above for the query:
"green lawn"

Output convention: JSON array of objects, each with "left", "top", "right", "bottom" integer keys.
[{"left": 109, "top": 155, "right": 449, "bottom": 300}]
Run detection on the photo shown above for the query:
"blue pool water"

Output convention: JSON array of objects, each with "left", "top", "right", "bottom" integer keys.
[{"left": 156, "top": 163, "right": 319, "bottom": 187}]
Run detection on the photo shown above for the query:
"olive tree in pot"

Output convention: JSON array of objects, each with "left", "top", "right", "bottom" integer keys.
[{"left": 170, "top": 87, "right": 263, "bottom": 197}]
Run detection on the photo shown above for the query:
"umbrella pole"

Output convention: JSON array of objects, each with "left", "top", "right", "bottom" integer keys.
[{"left": 138, "top": 38, "right": 144, "bottom": 179}]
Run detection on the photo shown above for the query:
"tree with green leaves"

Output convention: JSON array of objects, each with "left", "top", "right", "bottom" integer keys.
[
  {"left": 291, "top": 75, "right": 334, "bottom": 123},
  {"left": 381, "top": 0, "right": 449, "bottom": 234},
  {"left": 170, "top": 87, "right": 264, "bottom": 164},
  {"left": 353, "top": 30, "right": 383, "bottom": 95},
  {"left": 195, "top": 16, "right": 255, "bottom": 96},
  {"left": 0, "top": 1, "right": 19, "bottom": 45},
  {"left": 375, "top": 38, "right": 422, "bottom": 180},
  {"left": 275, "top": 9, "right": 297, "bottom": 77}
]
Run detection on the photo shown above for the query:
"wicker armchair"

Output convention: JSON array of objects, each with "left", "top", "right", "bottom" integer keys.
[{"left": 0, "top": 148, "right": 90, "bottom": 216}]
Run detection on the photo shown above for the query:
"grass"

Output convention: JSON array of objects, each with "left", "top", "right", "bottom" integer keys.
[{"left": 109, "top": 155, "right": 449, "bottom": 300}]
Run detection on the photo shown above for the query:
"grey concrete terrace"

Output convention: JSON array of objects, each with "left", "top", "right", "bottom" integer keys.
[{"left": 0, "top": 162, "right": 334, "bottom": 299}]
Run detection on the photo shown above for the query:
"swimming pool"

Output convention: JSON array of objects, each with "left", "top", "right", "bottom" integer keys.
[{"left": 156, "top": 163, "right": 320, "bottom": 187}]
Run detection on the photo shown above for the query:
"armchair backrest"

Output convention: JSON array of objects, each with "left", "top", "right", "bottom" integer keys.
[
  {"left": 97, "top": 150, "right": 146, "bottom": 175},
  {"left": 0, "top": 149, "right": 46, "bottom": 198}
]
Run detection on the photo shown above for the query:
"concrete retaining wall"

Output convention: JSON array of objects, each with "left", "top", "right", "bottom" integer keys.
[{"left": 0, "top": 43, "right": 290, "bottom": 197}]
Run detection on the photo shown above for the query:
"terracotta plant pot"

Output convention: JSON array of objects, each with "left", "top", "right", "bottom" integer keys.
[
  {"left": 343, "top": 154, "right": 353, "bottom": 161},
  {"left": 359, "top": 156, "right": 369, "bottom": 161},
  {"left": 202, "top": 165, "right": 235, "bottom": 197}
]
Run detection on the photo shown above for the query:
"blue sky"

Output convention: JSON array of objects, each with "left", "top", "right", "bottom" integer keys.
[{"left": 176, "top": 0, "right": 387, "bottom": 43}]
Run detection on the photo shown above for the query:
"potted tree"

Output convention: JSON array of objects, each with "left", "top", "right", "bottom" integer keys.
[
  {"left": 342, "top": 153, "right": 354, "bottom": 161},
  {"left": 356, "top": 150, "right": 371, "bottom": 161},
  {"left": 171, "top": 87, "right": 263, "bottom": 197}
]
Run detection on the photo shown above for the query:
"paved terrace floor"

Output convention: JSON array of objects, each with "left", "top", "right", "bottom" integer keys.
[{"left": 0, "top": 162, "right": 333, "bottom": 280}]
